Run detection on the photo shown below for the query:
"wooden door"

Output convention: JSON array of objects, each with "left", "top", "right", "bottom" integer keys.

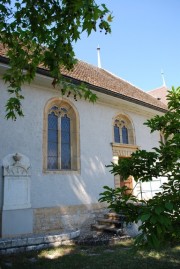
[{"left": 114, "top": 157, "right": 133, "bottom": 194}]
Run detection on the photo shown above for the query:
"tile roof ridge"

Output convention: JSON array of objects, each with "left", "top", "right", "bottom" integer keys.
[
  {"left": 76, "top": 59, "right": 100, "bottom": 69},
  {"left": 147, "top": 85, "right": 168, "bottom": 93},
  {"left": 100, "top": 68, "right": 146, "bottom": 93}
]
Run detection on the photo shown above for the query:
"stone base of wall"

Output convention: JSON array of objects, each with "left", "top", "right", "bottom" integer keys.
[
  {"left": 33, "top": 202, "right": 108, "bottom": 236},
  {"left": 0, "top": 230, "right": 80, "bottom": 255}
]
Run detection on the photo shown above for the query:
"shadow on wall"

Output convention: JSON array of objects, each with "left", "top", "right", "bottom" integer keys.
[
  {"left": 70, "top": 154, "right": 110, "bottom": 204},
  {"left": 32, "top": 154, "right": 111, "bottom": 235},
  {"left": 0, "top": 151, "right": 111, "bottom": 238}
]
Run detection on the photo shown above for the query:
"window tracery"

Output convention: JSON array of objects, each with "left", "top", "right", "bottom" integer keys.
[
  {"left": 43, "top": 99, "right": 79, "bottom": 172},
  {"left": 113, "top": 115, "right": 134, "bottom": 145}
]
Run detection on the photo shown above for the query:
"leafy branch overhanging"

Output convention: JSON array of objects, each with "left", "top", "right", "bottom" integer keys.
[
  {"left": 99, "top": 86, "right": 180, "bottom": 249},
  {"left": 0, "top": 0, "right": 113, "bottom": 119}
]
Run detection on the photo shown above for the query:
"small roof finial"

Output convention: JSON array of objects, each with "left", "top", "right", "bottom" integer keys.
[
  {"left": 97, "top": 45, "right": 101, "bottom": 68},
  {"left": 161, "top": 69, "right": 166, "bottom": 87}
]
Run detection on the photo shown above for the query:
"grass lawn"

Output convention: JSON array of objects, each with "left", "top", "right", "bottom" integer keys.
[{"left": 0, "top": 240, "right": 180, "bottom": 269}]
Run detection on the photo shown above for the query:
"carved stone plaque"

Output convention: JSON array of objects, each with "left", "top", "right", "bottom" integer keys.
[
  {"left": 2, "top": 153, "right": 31, "bottom": 210},
  {"left": 111, "top": 143, "right": 139, "bottom": 158}
]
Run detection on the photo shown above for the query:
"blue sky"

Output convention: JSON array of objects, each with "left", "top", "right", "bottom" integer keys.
[{"left": 73, "top": 0, "right": 180, "bottom": 91}]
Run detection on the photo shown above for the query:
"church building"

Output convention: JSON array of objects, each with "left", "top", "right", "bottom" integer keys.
[{"left": 0, "top": 46, "right": 167, "bottom": 238}]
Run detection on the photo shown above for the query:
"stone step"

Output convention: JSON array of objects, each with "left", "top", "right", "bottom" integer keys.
[
  {"left": 97, "top": 218, "right": 123, "bottom": 227},
  {"left": 91, "top": 224, "right": 124, "bottom": 235}
]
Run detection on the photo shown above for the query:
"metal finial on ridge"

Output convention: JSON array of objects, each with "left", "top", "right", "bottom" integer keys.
[
  {"left": 161, "top": 69, "right": 166, "bottom": 87},
  {"left": 97, "top": 45, "right": 101, "bottom": 68}
]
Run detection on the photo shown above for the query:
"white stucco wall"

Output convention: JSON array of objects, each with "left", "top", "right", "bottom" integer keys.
[
  {"left": 0, "top": 77, "right": 114, "bottom": 209},
  {"left": 0, "top": 72, "right": 164, "bottom": 211}
]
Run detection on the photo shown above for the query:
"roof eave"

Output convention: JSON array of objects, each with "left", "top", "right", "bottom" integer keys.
[{"left": 0, "top": 55, "right": 167, "bottom": 113}]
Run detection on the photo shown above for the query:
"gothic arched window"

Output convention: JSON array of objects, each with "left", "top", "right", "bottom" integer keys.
[
  {"left": 44, "top": 99, "right": 80, "bottom": 172},
  {"left": 113, "top": 115, "right": 134, "bottom": 145}
]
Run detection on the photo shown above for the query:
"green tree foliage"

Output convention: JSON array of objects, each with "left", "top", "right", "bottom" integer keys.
[
  {"left": 99, "top": 86, "right": 180, "bottom": 249},
  {"left": 0, "top": 0, "right": 112, "bottom": 120}
]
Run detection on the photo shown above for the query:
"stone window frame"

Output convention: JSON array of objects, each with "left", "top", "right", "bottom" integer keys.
[
  {"left": 43, "top": 97, "right": 80, "bottom": 174},
  {"left": 112, "top": 113, "right": 139, "bottom": 191}
]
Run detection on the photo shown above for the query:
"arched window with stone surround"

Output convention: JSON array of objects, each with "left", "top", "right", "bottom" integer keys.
[
  {"left": 43, "top": 98, "right": 80, "bottom": 172},
  {"left": 112, "top": 114, "right": 137, "bottom": 191},
  {"left": 113, "top": 115, "right": 135, "bottom": 145}
]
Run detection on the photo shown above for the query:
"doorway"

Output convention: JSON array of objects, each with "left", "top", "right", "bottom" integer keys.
[{"left": 114, "top": 157, "right": 133, "bottom": 194}]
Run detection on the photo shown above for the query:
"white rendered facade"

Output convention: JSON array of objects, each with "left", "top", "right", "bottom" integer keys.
[{"left": 0, "top": 64, "right": 165, "bottom": 237}]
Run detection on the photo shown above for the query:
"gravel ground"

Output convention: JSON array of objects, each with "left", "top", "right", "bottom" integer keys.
[{"left": 75, "top": 229, "right": 131, "bottom": 245}]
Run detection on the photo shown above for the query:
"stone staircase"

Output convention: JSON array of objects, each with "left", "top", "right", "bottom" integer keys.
[{"left": 91, "top": 212, "right": 126, "bottom": 236}]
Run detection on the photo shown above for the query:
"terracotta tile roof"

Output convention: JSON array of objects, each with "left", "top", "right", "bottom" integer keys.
[
  {"left": 148, "top": 86, "right": 168, "bottom": 105},
  {"left": 0, "top": 44, "right": 167, "bottom": 112},
  {"left": 60, "top": 61, "right": 167, "bottom": 111}
]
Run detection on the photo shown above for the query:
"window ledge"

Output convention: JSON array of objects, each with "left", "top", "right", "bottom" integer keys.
[
  {"left": 43, "top": 169, "right": 80, "bottom": 175},
  {"left": 111, "top": 143, "right": 139, "bottom": 158},
  {"left": 111, "top": 142, "right": 139, "bottom": 149}
]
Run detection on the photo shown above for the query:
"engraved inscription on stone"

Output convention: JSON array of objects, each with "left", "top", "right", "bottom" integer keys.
[
  {"left": 4, "top": 165, "right": 30, "bottom": 176},
  {"left": 112, "top": 143, "right": 139, "bottom": 158},
  {"left": 2, "top": 153, "right": 31, "bottom": 210},
  {"left": 4, "top": 177, "right": 30, "bottom": 209}
]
